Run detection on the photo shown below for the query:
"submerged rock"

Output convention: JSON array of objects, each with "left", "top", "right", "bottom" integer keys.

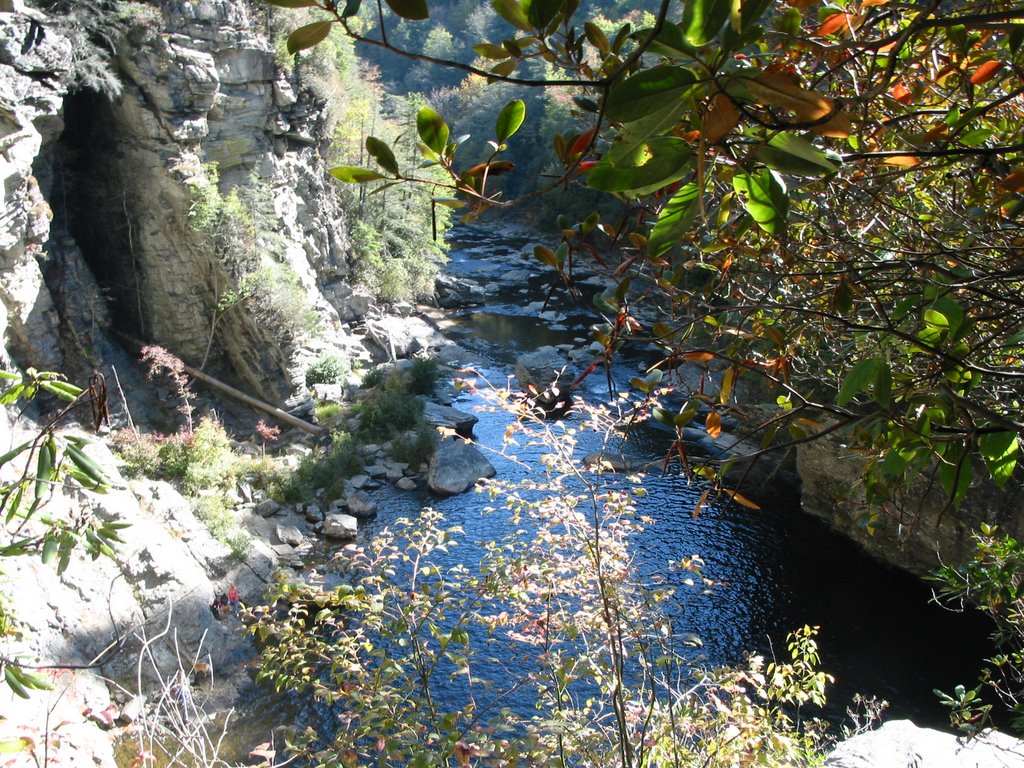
[{"left": 427, "top": 436, "right": 496, "bottom": 495}]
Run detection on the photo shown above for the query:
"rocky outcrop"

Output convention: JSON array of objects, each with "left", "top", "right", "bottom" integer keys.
[
  {"left": 0, "top": 434, "right": 282, "bottom": 767},
  {"left": 797, "top": 427, "right": 1024, "bottom": 577},
  {"left": 0, "top": 2, "right": 372, "bottom": 405},
  {"left": 823, "top": 720, "right": 1024, "bottom": 767},
  {"left": 0, "top": 10, "right": 72, "bottom": 372}
]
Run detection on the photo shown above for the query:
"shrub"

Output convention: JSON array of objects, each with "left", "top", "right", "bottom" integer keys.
[
  {"left": 361, "top": 366, "right": 386, "bottom": 390},
  {"left": 356, "top": 390, "right": 425, "bottom": 442},
  {"left": 190, "top": 493, "right": 251, "bottom": 561},
  {"left": 156, "top": 433, "right": 191, "bottom": 480},
  {"left": 391, "top": 424, "right": 436, "bottom": 468},
  {"left": 109, "top": 430, "right": 162, "bottom": 479},
  {"left": 277, "top": 432, "right": 363, "bottom": 503},
  {"left": 315, "top": 401, "right": 344, "bottom": 424},
  {"left": 306, "top": 354, "right": 348, "bottom": 386},
  {"left": 181, "top": 417, "right": 237, "bottom": 494},
  {"left": 406, "top": 357, "right": 440, "bottom": 396}
]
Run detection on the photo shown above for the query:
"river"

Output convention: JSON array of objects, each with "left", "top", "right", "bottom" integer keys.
[{"left": 228, "top": 223, "right": 994, "bottom": 760}]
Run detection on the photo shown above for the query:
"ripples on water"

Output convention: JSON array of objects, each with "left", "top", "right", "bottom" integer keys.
[{"left": 224, "top": 225, "right": 994, "bottom": 758}]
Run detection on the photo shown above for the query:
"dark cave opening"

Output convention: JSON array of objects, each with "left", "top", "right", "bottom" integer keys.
[{"left": 46, "top": 89, "right": 144, "bottom": 338}]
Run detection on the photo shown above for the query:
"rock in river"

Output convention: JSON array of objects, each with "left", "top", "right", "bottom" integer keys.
[{"left": 428, "top": 436, "right": 496, "bottom": 495}]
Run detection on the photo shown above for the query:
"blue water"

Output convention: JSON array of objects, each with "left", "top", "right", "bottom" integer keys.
[{"left": 228, "top": 224, "right": 995, "bottom": 758}]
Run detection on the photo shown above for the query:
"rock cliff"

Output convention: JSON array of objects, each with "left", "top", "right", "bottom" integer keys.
[{"left": 1, "top": 0, "right": 364, "bottom": 404}]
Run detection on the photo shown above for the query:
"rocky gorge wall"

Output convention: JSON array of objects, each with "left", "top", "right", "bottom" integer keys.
[{"left": 1, "top": 0, "right": 367, "bottom": 404}]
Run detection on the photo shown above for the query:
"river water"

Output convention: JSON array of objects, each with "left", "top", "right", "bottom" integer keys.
[
  {"left": 418, "top": 223, "right": 994, "bottom": 725},
  {"left": 226, "top": 224, "right": 994, "bottom": 759}
]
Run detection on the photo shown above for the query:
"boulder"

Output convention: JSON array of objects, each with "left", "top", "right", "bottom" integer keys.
[
  {"left": 434, "top": 274, "right": 486, "bottom": 308},
  {"left": 345, "top": 490, "right": 378, "bottom": 519},
  {"left": 365, "top": 315, "right": 441, "bottom": 360},
  {"left": 515, "top": 346, "right": 571, "bottom": 391},
  {"left": 322, "top": 513, "right": 358, "bottom": 540},
  {"left": 422, "top": 400, "right": 478, "bottom": 436},
  {"left": 275, "top": 523, "right": 305, "bottom": 546},
  {"left": 428, "top": 437, "right": 496, "bottom": 495},
  {"left": 824, "top": 720, "right": 1024, "bottom": 768}
]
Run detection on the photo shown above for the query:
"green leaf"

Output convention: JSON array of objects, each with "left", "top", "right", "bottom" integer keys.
[
  {"left": 588, "top": 137, "right": 692, "bottom": 196},
  {"left": 648, "top": 182, "right": 701, "bottom": 257},
  {"left": 41, "top": 537, "right": 57, "bottom": 565},
  {"left": 755, "top": 133, "right": 841, "bottom": 176},
  {"left": 489, "top": 59, "right": 517, "bottom": 78},
  {"left": 584, "top": 21, "right": 610, "bottom": 52},
  {"left": 732, "top": 168, "right": 788, "bottom": 234},
  {"left": 874, "top": 360, "right": 892, "bottom": 408},
  {"left": 473, "top": 43, "right": 511, "bottom": 59},
  {"left": 836, "top": 357, "right": 880, "bottom": 406},
  {"left": 930, "top": 294, "right": 965, "bottom": 338},
  {"left": 681, "top": 0, "right": 731, "bottom": 46},
  {"left": 384, "top": 0, "right": 429, "bottom": 20},
  {"left": 365, "top": 137, "right": 400, "bottom": 176},
  {"left": 341, "top": 0, "right": 362, "bottom": 18},
  {"left": 522, "top": 0, "right": 562, "bottom": 29},
  {"left": 939, "top": 449, "right": 973, "bottom": 508},
  {"left": 417, "top": 107, "right": 449, "bottom": 155},
  {"left": 492, "top": 0, "right": 533, "bottom": 32},
  {"left": 636, "top": 22, "right": 700, "bottom": 58},
  {"left": 495, "top": 99, "right": 526, "bottom": 143},
  {"left": 330, "top": 166, "right": 386, "bottom": 183},
  {"left": 286, "top": 20, "right": 333, "bottom": 54},
  {"left": 604, "top": 66, "right": 697, "bottom": 123},
  {"left": 607, "top": 99, "right": 687, "bottom": 164},
  {"left": 0, "top": 739, "right": 31, "bottom": 754},
  {"left": 979, "top": 431, "right": 1018, "bottom": 489}
]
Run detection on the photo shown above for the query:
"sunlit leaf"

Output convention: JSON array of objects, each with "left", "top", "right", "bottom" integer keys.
[
  {"left": 969, "top": 60, "right": 1003, "bottom": 85},
  {"left": 492, "top": 0, "right": 533, "bottom": 32},
  {"left": 755, "top": 133, "right": 841, "bottom": 176},
  {"left": 836, "top": 357, "right": 880, "bottom": 406},
  {"left": 682, "top": 0, "right": 731, "bottom": 45},
  {"left": 330, "top": 166, "right": 386, "bottom": 183},
  {"left": 816, "top": 12, "right": 851, "bottom": 36},
  {"left": 979, "top": 431, "right": 1019, "bottom": 489},
  {"left": 723, "top": 489, "right": 761, "bottom": 509},
  {"left": 495, "top": 99, "right": 526, "bottom": 143},
  {"left": 286, "top": 21, "right": 333, "bottom": 54},
  {"left": 473, "top": 43, "right": 511, "bottom": 59},
  {"left": 417, "top": 107, "right": 449, "bottom": 155},
  {"left": 706, "top": 410, "right": 722, "bottom": 438},
  {"left": 365, "top": 137, "right": 400, "bottom": 176},
  {"left": 649, "top": 182, "right": 701, "bottom": 257},
  {"left": 732, "top": 168, "right": 788, "bottom": 234},
  {"left": 588, "top": 137, "right": 692, "bottom": 196}
]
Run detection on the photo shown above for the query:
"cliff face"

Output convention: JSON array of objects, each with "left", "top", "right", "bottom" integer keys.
[
  {"left": 1, "top": 1, "right": 361, "bottom": 403},
  {"left": 797, "top": 429, "right": 1024, "bottom": 577}
]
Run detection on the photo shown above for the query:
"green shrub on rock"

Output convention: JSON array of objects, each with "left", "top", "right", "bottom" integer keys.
[{"left": 305, "top": 354, "right": 348, "bottom": 386}]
